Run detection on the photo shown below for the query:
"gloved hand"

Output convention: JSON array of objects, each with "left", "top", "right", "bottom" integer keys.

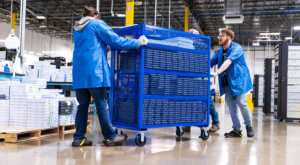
[
  {"left": 138, "top": 35, "right": 148, "bottom": 47},
  {"left": 188, "top": 29, "right": 199, "bottom": 35},
  {"left": 211, "top": 72, "right": 218, "bottom": 77}
]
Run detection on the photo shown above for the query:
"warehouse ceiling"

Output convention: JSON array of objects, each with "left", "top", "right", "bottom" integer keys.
[{"left": 1, "top": 0, "right": 300, "bottom": 46}]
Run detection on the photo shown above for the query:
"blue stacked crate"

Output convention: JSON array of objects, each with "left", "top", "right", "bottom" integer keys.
[{"left": 110, "top": 24, "right": 211, "bottom": 134}]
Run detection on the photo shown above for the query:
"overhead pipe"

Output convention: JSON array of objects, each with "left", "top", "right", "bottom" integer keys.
[
  {"left": 154, "top": 0, "right": 157, "bottom": 26},
  {"left": 97, "top": 0, "right": 100, "bottom": 13},
  {"left": 111, "top": 0, "right": 114, "bottom": 17},
  {"left": 168, "top": 0, "right": 170, "bottom": 29}
]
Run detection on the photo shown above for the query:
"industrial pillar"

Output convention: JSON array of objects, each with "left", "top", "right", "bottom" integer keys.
[
  {"left": 126, "top": 0, "right": 134, "bottom": 26},
  {"left": 185, "top": 7, "right": 189, "bottom": 32},
  {"left": 12, "top": 12, "right": 16, "bottom": 33}
]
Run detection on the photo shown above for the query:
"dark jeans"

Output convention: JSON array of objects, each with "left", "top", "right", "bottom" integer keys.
[
  {"left": 210, "top": 97, "right": 220, "bottom": 126},
  {"left": 73, "top": 87, "right": 116, "bottom": 141}
]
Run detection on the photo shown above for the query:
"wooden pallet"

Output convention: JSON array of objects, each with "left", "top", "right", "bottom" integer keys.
[
  {"left": 0, "top": 126, "right": 59, "bottom": 143},
  {"left": 59, "top": 120, "right": 92, "bottom": 134}
]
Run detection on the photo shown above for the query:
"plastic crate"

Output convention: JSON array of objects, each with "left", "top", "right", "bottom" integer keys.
[{"left": 110, "top": 24, "right": 211, "bottom": 144}]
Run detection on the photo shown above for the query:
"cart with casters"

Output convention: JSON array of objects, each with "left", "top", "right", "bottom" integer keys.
[{"left": 110, "top": 24, "right": 211, "bottom": 147}]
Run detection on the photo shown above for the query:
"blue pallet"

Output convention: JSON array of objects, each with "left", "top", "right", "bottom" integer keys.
[{"left": 110, "top": 24, "right": 211, "bottom": 130}]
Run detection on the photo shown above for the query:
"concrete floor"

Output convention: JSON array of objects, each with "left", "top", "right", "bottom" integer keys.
[{"left": 1, "top": 103, "right": 300, "bottom": 165}]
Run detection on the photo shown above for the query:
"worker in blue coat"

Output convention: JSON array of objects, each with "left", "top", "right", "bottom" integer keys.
[
  {"left": 210, "top": 29, "right": 254, "bottom": 138},
  {"left": 72, "top": 6, "right": 148, "bottom": 147}
]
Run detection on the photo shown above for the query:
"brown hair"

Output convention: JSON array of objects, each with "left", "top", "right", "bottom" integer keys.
[
  {"left": 221, "top": 29, "right": 234, "bottom": 40},
  {"left": 82, "top": 6, "right": 99, "bottom": 17}
]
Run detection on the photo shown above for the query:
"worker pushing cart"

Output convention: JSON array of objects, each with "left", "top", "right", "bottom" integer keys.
[{"left": 72, "top": 6, "right": 148, "bottom": 147}]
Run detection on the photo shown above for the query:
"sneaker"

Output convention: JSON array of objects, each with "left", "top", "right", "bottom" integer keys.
[
  {"left": 183, "top": 126, "right": 191, "bottom": 132},
  {"left": 209, "top": 125, "right": 220, "bottom": 132},
  {"left": 72, "top": 137, "right": 93, "bottom": 147},
  {"left": 246, "top": 125, "right": 254, "bottom": 137},
  {"left": 224, "top": 129, "right": 242, "bottom": 138},
  {"left": 104, "top": 134, "right": 128, "bottom": 146}
]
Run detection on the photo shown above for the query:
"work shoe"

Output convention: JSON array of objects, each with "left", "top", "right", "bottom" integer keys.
[
  {"left": 224, "top": 129, "right": 242, "bottom": 138},
  {"left": 183, "top": 126, "right": 191, "bottom": 132},
  {"left": 246, "top": 125, "right": 254, "bottom": 137},
  {"left": 104, "top": 134, "right": 128, "bottom": 146},
  {"left": 209, "top": 125, "right": 220, "bottom": 132},
  {"left": 72, "top": 137, "right": 93, "bottom": 147}
]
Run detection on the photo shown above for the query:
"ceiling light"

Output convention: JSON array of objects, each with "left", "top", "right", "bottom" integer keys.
[
  {"left": 24, "top": 50, "right": 27, "bottom": 53},
  {"left": 39, "top": 26, "right": 46, "bottom": 28},
  {"left": 36, "top": 16, "right": 46, "bottom": 19},
  {"left": 116, "top": 14, "right": 126, "bottom": 17},
  {"left": 0, "top": 40, "right": 5, "bottom": 42},
  {"left": 253, "top": 43, "right": 260, "bottom": 46},
  {"left": 219, "top": 28, "right": 226, "bottom": 31},
  {"left": 134, "top": 2, "right": 142, "bottom": 5},
  {"left": 260, "top": 33, "right": 280, "bottom": 35},
  {"left": 294, "top": 26, "right": 300, "bottom": 30},
  {"left": 36, "top": 53, "right": 42, "bottom": 56},
  {"left": 28, "top": 51, "right": 35, "bottom": 54},
  {"left": 285, "top": 37, "right": 293, "bottom": 40}
]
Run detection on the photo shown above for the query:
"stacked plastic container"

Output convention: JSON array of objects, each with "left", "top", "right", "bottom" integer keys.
[
  {"left": 9, "top": 84, "right": 31, "bottom": 127},
  {"left": 0, "top": 81, "right": 10, "bottom": 100},
  {"left": 0, "top": 100, "right": 9, "bottom": 126},
  {"left": 51, "top": 69, "right": 65, "bottom": 82},
  {"left": 34, "top": 61, "right": 55, "bottom": 81},
  {"left": 22, "top": 78, "right": 47, "bottom": 89},
  {"left": 27, "top": 99, "right": 58, "bottom": 128},
  {"left": 61, "top": 66, "right": 73, "bottom": 82}
]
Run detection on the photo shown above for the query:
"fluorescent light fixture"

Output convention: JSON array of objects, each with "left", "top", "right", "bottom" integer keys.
[
  {"left": 219, "top": 28, "right": 226, "bottom": 31},
  {"left": 42, "top": 51, "right": 69, "bottom": 54},
  {"left": 24, "top": 50, "right": 27, "bottom": 53},
  {"left": 260, "top": 33, "right": 280, "bottom": 35},
  {"left": 39, "top": 25, "right": 46, "bottom": 28},
  {"left": 36, "top": 53, "right": 42, "bottom": 56},
  {"left": 116, "top": 14, "right": 126, "bottom": 17},
  {"left": 294, "top": 26, "right": 300, "bottom": 30},
  {"left": 134, "top": 2, "right": 143, "bottom": 5},
  {"left": 0, "top": 40, "right": 5, "bottom": 42},
  {"left": 253, "top": 43, "right": 260, "bottom": 46},
  {"left": 28, "top": 51, "right": 35, "bottom": 54},
  {"left": 256, "top": 36, "right": 269, "bottom": 39},
  {"left": 157, "top": 14, "right": 162, "bottom": 16},
  {"left": 36, "top": 16, "right": 46, "bottom": 19},
  {"left": 285, "top": 37, "right": 293, "bottom": 40}
]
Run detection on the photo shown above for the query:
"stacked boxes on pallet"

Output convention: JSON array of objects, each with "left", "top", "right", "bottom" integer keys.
[
  {"left": 27, "top": 99, "right": 59, "bottom": 128},
  {"left": 61, "top": 66, "right": 73, "bottom": 82}
]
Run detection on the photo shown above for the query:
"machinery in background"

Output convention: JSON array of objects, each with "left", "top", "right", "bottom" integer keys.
[
  {"left": 252, "top": 75, "right": 264, "bottom": 107},
  {"left": 263, "top": 58, "right": 275, "bottom": 114},
  {"left": 274, "top": 44, "right": 300, "bottom": 121},
  {"left": 39, "top": 56, "right": 66, "bottom": 69}
]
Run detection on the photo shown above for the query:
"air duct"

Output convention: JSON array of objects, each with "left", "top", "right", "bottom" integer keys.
[{"left": 222, "top": 0, "right": 244, "bottom": 24}]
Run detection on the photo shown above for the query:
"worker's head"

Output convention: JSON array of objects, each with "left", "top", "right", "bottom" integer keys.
[
  {"left": 82, "top": 6, "right": 99, "bottom": 19},
  {"left": 218, "top": 29, "right": 234, "bottom": 46}
]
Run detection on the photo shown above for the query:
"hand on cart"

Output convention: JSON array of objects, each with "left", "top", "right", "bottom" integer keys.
[
  {"left": 138, "top": 35, "right": 148, "bottom": 47},
  {"left": 211, "top": 72, "right": 218, "bottom": 78}
]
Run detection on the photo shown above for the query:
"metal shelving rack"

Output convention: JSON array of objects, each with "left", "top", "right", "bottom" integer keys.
[
  {"left": 109, "top": 24, "right": 211, "bottom": 146},
  {"left": 253, "top": 75, "right": 264, "bottom": 107},
  {"left": 263, "top": 58, "right": 275, "bottom": 114},
  {"left": 274, "top": 44, "right": 300, "bottom": 121}
]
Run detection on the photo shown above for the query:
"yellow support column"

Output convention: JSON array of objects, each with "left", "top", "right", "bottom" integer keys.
[
  {"left": 185, "top": 7, "right": 189, "bottom": 32},
  {"left": 12, "top": 13, "right": 16, "bottom": 33},
  {"left": 126, "top": 0, "right": 134, "bottom": 26}
]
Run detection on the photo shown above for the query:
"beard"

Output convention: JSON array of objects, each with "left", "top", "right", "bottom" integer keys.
[{"left": 219, "top": 38, "right": 229, "bottom": 46}]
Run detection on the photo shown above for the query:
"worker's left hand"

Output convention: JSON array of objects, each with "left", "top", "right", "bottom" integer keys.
[{"left": 138, "top": 35, "right": 148, "bottom": 47}]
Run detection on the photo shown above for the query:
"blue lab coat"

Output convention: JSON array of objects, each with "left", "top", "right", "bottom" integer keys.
[
  {"left": 210, "top": 41, "right": 253, "bottom": 97},
  {"left": 72, "top": 19, "right": 139, "bottom": 89}
]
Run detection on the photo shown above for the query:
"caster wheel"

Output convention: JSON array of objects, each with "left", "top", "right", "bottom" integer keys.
[
  {"left": 200, "top": 130, "right": 209, "bottom": 141},
  {"left": 176, "top": 127, "right": 184, "bottom": 137},
  {"left": 135, "top": 134, "right": 147, "bottom": 147},
  {"left": 115, "top": 128, "right": 123, "bottom": 135}
]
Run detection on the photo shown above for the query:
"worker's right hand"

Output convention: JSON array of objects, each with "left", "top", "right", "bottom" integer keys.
[
  {"left": 211, "top": 72, "right": 218, "bottom": 77},
  {"left": 138, "top": 35, "right": 148, "bottom": 47},
  {"left": 188, "top": 29, "right": 199, "bottom": 34}
]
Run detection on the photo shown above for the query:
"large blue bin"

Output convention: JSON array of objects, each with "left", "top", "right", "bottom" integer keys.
[{"left": 109, "top": 24, "right": 211, "bottom": 146}]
